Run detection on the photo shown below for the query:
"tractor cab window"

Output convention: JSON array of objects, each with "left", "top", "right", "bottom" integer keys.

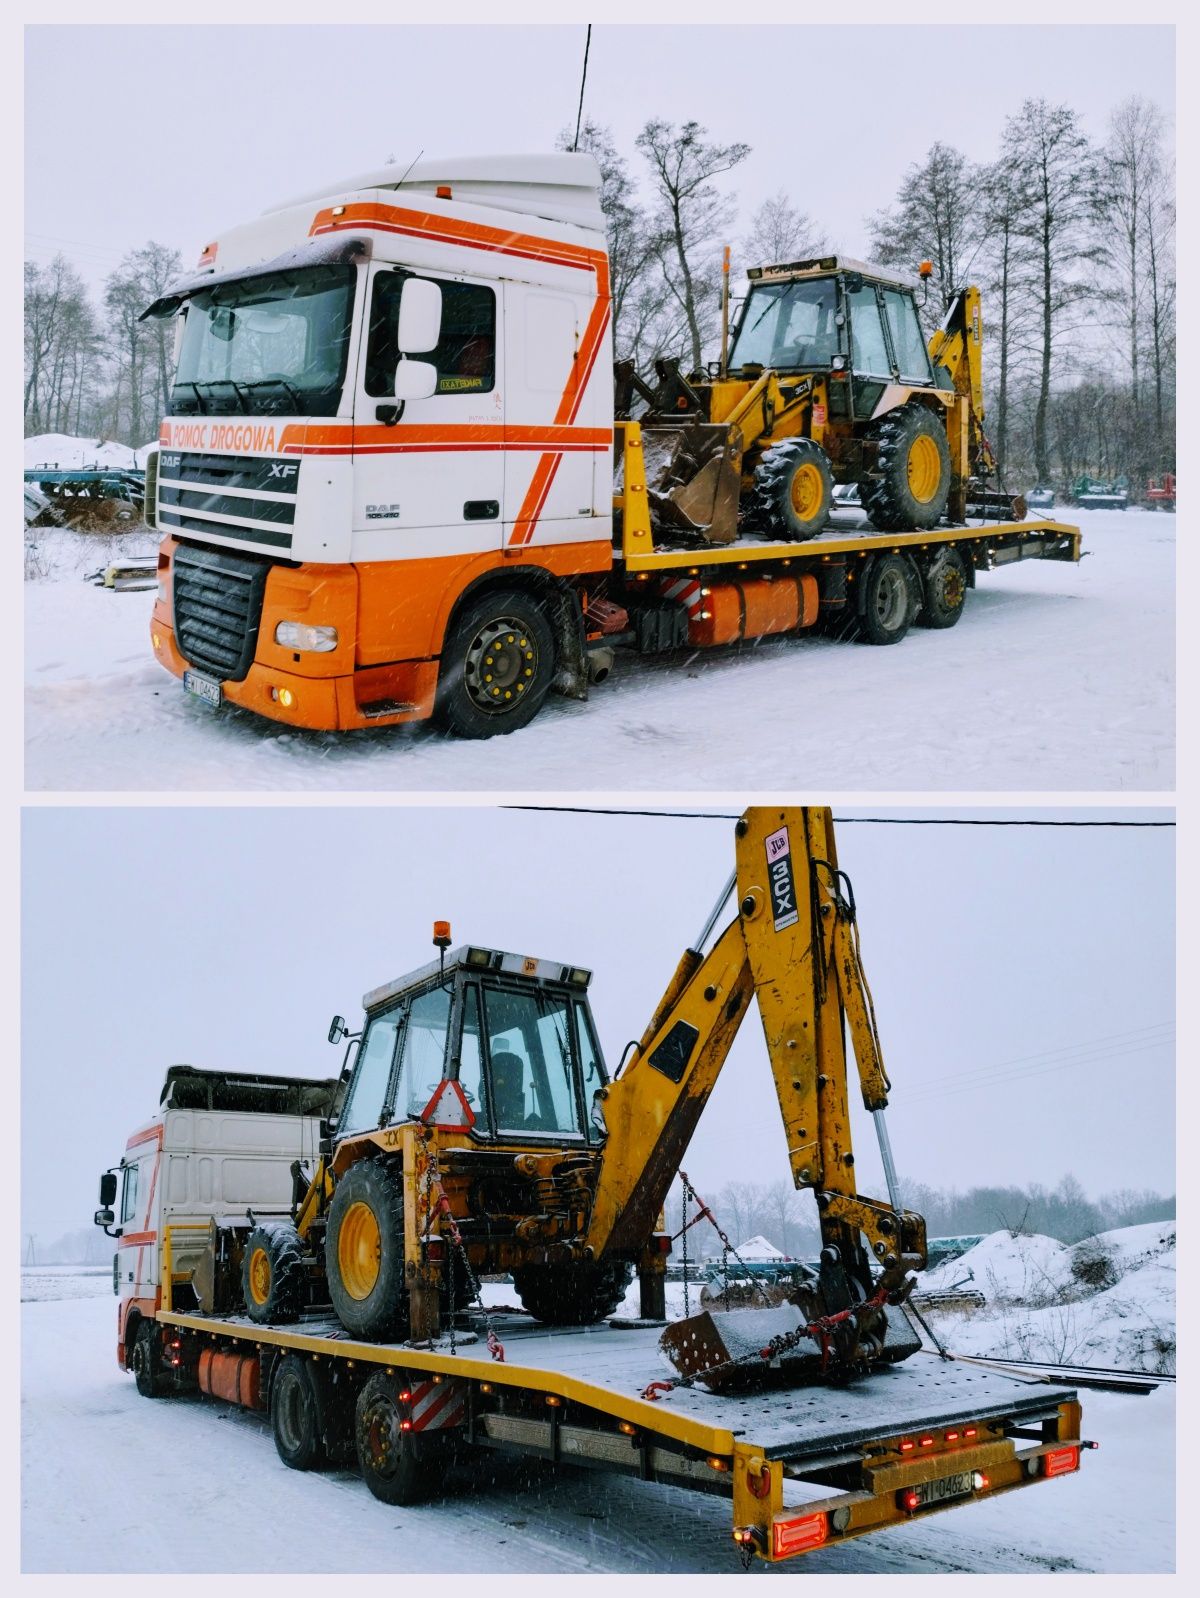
[
  {"left": 575, "top": 1003, "right": 607, "bottom": 1143},
  {"left": 456, "top": 986, "right": 491, "bottom": 1133},
  {"left": 340, "top": 1009, "right": 400, "bottom": 1132},
  {"left": 848, "top": 284, "right": 892, "bottom": 377},
  {"left": 365, "top": 273, "right": 496, "bottom": 397},
  {"left": 729, "top": 279, "right": 839, "bottom": 371},
  {"left": 119, "top": 1162, "right": 140, "bottom": 1226},
  {"left": 882, "top": 289, "right": 932, "bottom": 384},
  {"left": 483, "top": 986, "right": 583, "bottom": 1137},
  {"left": 391, "top": 986, "right": 452, "bottom": 1121}
]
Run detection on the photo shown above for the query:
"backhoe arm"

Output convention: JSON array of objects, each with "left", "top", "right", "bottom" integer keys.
[
  {"left": 585, "top": 807, "right": 926, "bottom": 1294},
  {"left": 928, "top": 285, "right": 992, "bottom": 473}
]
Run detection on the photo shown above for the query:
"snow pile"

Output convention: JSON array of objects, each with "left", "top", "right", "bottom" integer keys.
[
  {"left": 24, "top": 523, "right": 158, "bottom": 583},
  {"left": 735, "top": 1234, "right": 786, "bottom": 1260},
  {"left": 24, "top": 433, "right": 155, "bottom": 470},
  {"left": 920, "top": 1223, "right": 1175, "bottom": 1374}
]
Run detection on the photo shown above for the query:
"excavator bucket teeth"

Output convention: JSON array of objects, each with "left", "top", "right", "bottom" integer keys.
[{"left": 640, "top": 423, "right": 744, "bottom": 545}]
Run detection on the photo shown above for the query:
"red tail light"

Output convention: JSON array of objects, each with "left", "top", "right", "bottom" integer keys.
[
  {"left": 1043, "top": 1446, "right": 1080, "bottom": 1478},
  {"left": 901, "top": 1490, "right": 921, "bottom": 1512},
  {"left": 773, "top": 1512, "right": 828, "bottom": 1557}
]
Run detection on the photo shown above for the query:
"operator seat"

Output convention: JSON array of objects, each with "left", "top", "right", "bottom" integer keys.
[{"left": 490, "top": 1051, "right": 530, "bottom": 1130}]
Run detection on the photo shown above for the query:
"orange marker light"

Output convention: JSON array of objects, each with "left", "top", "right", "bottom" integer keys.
[
  {"left": 433, "top": 921, "right": 452, "bottom": 949},
  {"left": 919, "top": 260, "right": 934, "bottom": 278}
]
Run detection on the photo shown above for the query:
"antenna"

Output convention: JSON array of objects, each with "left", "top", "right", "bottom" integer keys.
[
  {"left": 395, "top": 148, "right": 425, "bottom": 188},
  {"left": 571, "top": 25, "right": 592, "bottom": 153}
]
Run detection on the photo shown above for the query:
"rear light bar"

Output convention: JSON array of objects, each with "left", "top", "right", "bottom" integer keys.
[
  {"left": 1042, "top": 1445, "right": 1080, "bottom": 1478},
  {"left": 772, "top": 1512, "right": 828, "bottom": 1558}
]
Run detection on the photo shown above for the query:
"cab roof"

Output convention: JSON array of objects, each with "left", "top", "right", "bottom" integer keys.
[
  {"left": 748, "top": 254, "right": 922, "bottom": 291},
  {"left": 364, "top": 945, "right": 592, "bottom": 1012}
]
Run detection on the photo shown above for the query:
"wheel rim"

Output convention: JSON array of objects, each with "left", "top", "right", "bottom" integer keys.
[
  {"left": 338, "top": 1200, "right": 381, "bottom": 1300},
  {"left": 907, "top": 433, "right": 943, "bottom": 503},
  {"left": 277, "top": 1376, "right": 306, "bottom": 1451},
  {"left": 941, "top": 565, "right": 965, "bottom": 608},
  {"left": 788, "top": 462, "right": 824, "bottom": 522},
  {"left": 463, "top": 616, "right": 537, "bottom": 715},
  {"left": 248, "top": 1246, "right": 271, "bottom": 1306},
  {"left": 874, "top": 569, "right": 907, "bottom": 629},
  {"left": 361, "top": 1395, "right": 402, "bottom": 1478}
]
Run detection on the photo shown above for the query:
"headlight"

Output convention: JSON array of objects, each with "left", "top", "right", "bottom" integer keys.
[{"left": 275, "top": 621, "right": 338, "bottom": 653}]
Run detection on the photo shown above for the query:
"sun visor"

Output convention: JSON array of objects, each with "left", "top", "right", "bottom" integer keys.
[{"left": 139, "top": 234, "right": 372, "bottom": 321}]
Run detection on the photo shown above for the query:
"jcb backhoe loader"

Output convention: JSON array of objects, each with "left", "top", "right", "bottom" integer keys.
[
  {"left": 226, "top": 808, "right": 927, "bottom": 1387},
  {"left": 616, "top": 256, "right": 1023, "bottom": 544}
]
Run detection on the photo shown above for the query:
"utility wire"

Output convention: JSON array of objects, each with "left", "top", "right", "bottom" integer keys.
[
  {"left": 902, "top": 1034, "right": 1174, "bottom": 1106},
  {"left": 571, "top": 25, "right": 592, "bottom": 153},
  {"left": 505, "top": 805, "right": 1172, "bottom": 828},
  {"left": 902, "top": 1021, "right": 1173, "bottom": 1095}
]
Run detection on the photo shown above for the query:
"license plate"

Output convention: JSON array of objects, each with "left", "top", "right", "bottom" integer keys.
[
  {"left": 912, "top": 1470, "right": 974, "bottom": 1508},
  {"left": 183, "top": 670, "right": 222, "bottom": 709}
]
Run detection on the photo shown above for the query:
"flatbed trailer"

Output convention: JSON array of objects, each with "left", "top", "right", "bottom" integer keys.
[{"left": 153, "top": 1246, "right": 1087, "bottom": 1567}]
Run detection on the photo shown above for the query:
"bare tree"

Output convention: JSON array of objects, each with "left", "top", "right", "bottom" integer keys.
[
  {"left": 741, "top": 191, "right": 824, "bottom": 269},
  {"left": 869, "top": 142, "right": 981, "bottom": 314},
  {"left": 635, "top": 119, "right": 750, "bottom": 371}
]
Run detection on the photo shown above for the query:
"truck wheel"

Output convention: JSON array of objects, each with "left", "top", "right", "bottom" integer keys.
[
  {"left": 325, "top": 1160, "right": 409, "bottom": 1341},
  {"left": 131, "top": 1318, "right": 169, "bottom": 1398},
  {"left": 749, "top": 439, "right": 833, "bottom": 540},
  {"left": 860, "top": 407, "right": 952, "bottom": 531},
  {"left": 857, "top": 554, "right": 918, "bottom": 645},
  {"left": 436, "top": 589, "right": 556, "bottom": 738},
  {"left": 513, "top": 1260, "right": 634, "bottom": 1326},
  {"left": 355, "top": 1371, "right": 424, "bottom": 1505},
  {"left": 242, "top": 1222, "right": 304, "bottom": 1325},
  {"left": 270, "top": 1353, "right": 327, "bottom": 1470},
  {"left": 917, "top": 547, "right": 969, "bottom": 629}
]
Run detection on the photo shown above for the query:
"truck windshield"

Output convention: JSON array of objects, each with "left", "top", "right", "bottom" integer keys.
[
  {"left": 729, "top": 279, "right": 839, "bottom": 371},
  {"left": 169, "top": 265, "right": 355, "bottom": 417}
]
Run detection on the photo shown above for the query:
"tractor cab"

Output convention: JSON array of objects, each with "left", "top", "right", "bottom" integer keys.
[{"left": 332, "top": 940, "right": 609, "bottom": 1148}]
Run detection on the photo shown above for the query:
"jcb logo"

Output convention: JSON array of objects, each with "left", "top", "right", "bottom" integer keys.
[
  {"left": 765, "top": 827, "right": 799, "bottom": 932},
  {"left": 381, "top": 1128, "right": 404, "bottom": 1148}
]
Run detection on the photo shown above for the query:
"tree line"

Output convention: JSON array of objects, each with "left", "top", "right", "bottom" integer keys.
[{"left": 26, "top": 93, "right": 1173, "bottom": 495}]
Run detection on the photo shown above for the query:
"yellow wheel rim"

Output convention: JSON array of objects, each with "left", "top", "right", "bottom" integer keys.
[
  {"left": 338, "top": 1200, "right": 381, "bottom": 1301},
  {"left": 248, "top": 1246, "right": 271, "bottom": 1306},
  {"left": 907, "top": 433, "right": 943, "bottom": 503},
  {"left": 789, "top": 462, "right": 824, "bottom": 523}
]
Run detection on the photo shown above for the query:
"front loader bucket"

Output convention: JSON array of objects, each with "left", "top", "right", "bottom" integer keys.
[{"left": 641, "top": 422, "right": 744, "bottom": 545}]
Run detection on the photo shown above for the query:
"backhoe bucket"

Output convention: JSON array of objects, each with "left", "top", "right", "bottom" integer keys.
[{"left": 641, "top": 422, "right": 744, "bottom": 545}]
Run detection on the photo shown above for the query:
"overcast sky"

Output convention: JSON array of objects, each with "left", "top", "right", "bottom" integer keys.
[
  {"left": 22, "top": 805, "right": 1173, "bottom": 1246},
  {"left": 25, "top": 23, "right": 1175, "bottom": 295}
]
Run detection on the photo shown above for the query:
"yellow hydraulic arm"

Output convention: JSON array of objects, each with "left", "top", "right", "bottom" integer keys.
[
  {"left": 928, "top": 285, "right": 993, "bottom": 473},
  {"left": 585, "top": 808, "right": 926, "bottom": 1296}
]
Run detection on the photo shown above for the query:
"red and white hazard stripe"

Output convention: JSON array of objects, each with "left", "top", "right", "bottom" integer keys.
[
  {"left": 408, "top": 1377, "right": 467, "bottom": 1433},
  {"left": 659, "top": 576, "right": 703, "bottom": 615}
]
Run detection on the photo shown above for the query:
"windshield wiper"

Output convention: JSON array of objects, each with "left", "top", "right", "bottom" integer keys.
[
  {"left": 173, "top": 381, "right": 209, "bottom": 415},
  {"left": 242, "top": 376, "right": 305, "bottom": 411},
  {"left": 205, "top": 378, "right": 251, "bottom": 414}
]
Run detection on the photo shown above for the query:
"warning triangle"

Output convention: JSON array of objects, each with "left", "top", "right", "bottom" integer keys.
[{"left": 419, "top": 1079, "right": 476, "bottom": 1129}]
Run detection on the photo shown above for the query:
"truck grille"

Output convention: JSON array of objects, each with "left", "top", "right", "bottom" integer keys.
[
  {"left": 172, "top": 542, "right": 273, "bottom": 682},
  {"left": 157, "top": 450, "right": 299, "bottom": 551}
]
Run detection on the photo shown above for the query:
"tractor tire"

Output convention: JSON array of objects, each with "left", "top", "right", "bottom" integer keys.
[
  {"left": 860, "top": 406, "right": 952, "bottom": 532},
  {"left": 242, "top": 1222, "right": 304, "bottom": 1325},
  {"left": 131, "top": 1318, "right": 169, "bottom": 1398},
  {"left": 513, "top": 1260, "right": 634, "bottom": 1326},
  {"left": 856, "top": 554, "right": 918, "bottom": 646},
  {"left": 325, "top": 1159, "right": 409, "bottom": 1341},
  {"left": 355, "top": 1370, "right": 426, "bottom": 1505},
  {"left": 749, "top": 439, "right": 834, "bottom": 540},
  {"left": 435, "top": 589, "right": 556, "bottom": 739},
  {"left": 917, "top": 547, "right": 969, "bottom": 630},
  {"left": 270, "top": 1353, "right": 327, "bottom": 1471}
]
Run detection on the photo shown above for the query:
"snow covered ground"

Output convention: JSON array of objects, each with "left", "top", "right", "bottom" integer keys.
[
  {"left": 24, "top": 432, "right": 155, "bottom": 470},
  {"left": 24, "top": 508, "right": 1173, "bottom": 792},
  {"left": 22, "top": 1259, "right": 1174, "bottom": 1574}
]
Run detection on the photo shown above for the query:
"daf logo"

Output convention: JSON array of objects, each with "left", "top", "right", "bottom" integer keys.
[
  {"left": 268, "top": 462, "right": 299, "bottom": 480},
  {"left": 366, "top": 503, "right": 401, "bottom": 520}
]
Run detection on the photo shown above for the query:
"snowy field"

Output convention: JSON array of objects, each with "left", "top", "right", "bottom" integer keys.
[
  {"left": 23, "top": 1253, "right": 1174, "bottom": 1574},
  {"left": 24, "top": 508, "right": 1173, "bottom": 793}
]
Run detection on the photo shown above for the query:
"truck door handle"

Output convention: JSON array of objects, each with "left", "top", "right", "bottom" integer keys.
[{"left": 464, "top": 500, "right": 500, "bottom": 520}]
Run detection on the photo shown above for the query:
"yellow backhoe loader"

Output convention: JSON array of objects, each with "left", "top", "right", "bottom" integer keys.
[
  {"left": 616, "top": 257, "right": 1023, "bottom": 544},
  {"left": 232, "top": 808, "right": 927, "bottom": 1388}
]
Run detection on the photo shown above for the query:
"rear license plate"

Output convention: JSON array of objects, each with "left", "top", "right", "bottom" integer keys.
[
  {"left": 913, "top": 1470, "right": 974, "bottom": 1508},
  {"left": 183, "top": 670, "right": 222, "bottom": 709}
]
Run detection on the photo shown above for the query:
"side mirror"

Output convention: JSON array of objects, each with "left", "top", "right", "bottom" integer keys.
[
  {"left": 94, "top": 1207, "right": 115, "bottom": 1229},
  {"left": 328, "top": 1015, "right": 348, "bottom": 1045},
  {"left": 99, "top": 1172, "right": 117, "bottom": 1207},
  {"left": 393, "top": 360, "right": 438, "bottom": 402},
  {"left": 397, "top": 277, "right": 442, "bottom": 354}
]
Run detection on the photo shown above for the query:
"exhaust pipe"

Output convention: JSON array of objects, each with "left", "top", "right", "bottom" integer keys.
[{"left": 587, "top": 646, "right": 615, "bottom": 685}]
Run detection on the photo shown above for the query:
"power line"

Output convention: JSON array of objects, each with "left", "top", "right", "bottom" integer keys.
[
  {"left": 505, "top": 806, "right": 1173, "bottom": 828},
  {"left": 901, "top": 1021, "right": 1173, "bottom": 1095},
  {"left": 902, "top": 1031, "right": 1174, "bottom": 1105}
]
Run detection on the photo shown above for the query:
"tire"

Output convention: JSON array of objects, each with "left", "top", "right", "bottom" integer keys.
[
  {"left": 242, "top": 1222, "right": 304, "bottom": 1325},
  {"left": 270, "top": 1353, "right": 327, "bottom": 1471},
  {"left": 860, "top": 407, "right": 952, "bottom": 532},
  {"left": 435, "top": 589, "right": 556, "bottom": 739},
  {"left": 857, "top": 554, "right": 918, "bottom": 646},
  {"left": 749, "top": 439, "right": 833, "bottom": 540},
  {"left": 917, "top": 547, "right": 969, "bottom": 630},
  {"left": 512, "top": 1260, "right": 634, "bottom": 1326},
  {"left": 355, "top": 1370, "right": 425, "bottom": 1505},
  {"left": 131, "top": 1318, "right": 169, "bottom": 1398},
  {"left": 325, "top": 1159, "right": 409, "bottom": 1341}
]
